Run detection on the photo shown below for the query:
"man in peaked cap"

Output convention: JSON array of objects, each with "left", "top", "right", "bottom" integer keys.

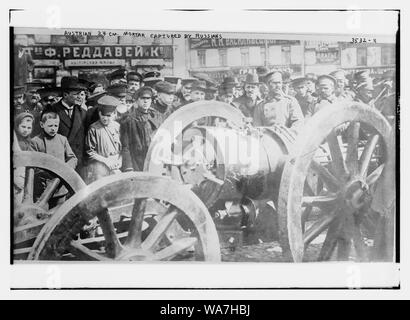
[
  {"left": 106, "top": 83, "right": 128, "bottom": 104},
  {"left": 47, "top": 76, "right": 88, "bottom": 175},
  {"left": 355, "top": 78, "right": 375, "bottom": 105},
  {"left": 143, "top": 70, "right": 164, "bottom": 88},
  {"left": 120, "top": 86, "right": 163, "bottom": 171},
  {"left": 234, "top": 73, "right": 263, "bottom": 118},
  {"left": 84, "top": 95, "right": 123, "bottom": 183},
  {"left": 108, "top": 68, "right": 127, "bottom": 85},
  {"left": 253, "top": 71, "right": 304, "bottom": 131},
  {"left": 14, "top": 86, "right": 30, "bottom": 115},
  {"left": 151, "top": 80, "right": 176, "bottom": 123},
  {"left": 306, "top": 74, "right": 342, "bottom": 117},
  {"left": 329, "top": 69, "right": 355, "bottom": 101},
  {"left": 127, "top": 71, "right": 143, "bottom": 94},
  {"left": 291, "top": 77, "right": 317, "bottom": 117}
]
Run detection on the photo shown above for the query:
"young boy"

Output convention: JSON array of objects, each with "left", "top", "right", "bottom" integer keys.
[
  {"left": 31, "top": 111, "right": 77, "bottom": 169},
  {"left": 85, "top": 95, "right": 122, "bottom": 183},
  {"left": 30, "top": 110, "right": 78, "bottom": 207},
  {"left": 14, "top": 112, "right": 34, "bottom": 151}
]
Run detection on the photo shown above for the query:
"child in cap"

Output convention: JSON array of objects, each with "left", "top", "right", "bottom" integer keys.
[
  {"left": 84, "top": 95, "right": 122, "bottom": 183},
  {"left": 14, "top": 112, "right": 34, "bottom": 151}
]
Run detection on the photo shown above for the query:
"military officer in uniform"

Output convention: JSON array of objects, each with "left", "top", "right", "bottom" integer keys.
[
  {"left": 291, "top": 77, "right": 317, "bottom": 117},
  {"left": 305, "top": 73, "right": 318, "bottom": 97},
  {"left": 253, "top": 71, "right": 304, "bottom": 131}
]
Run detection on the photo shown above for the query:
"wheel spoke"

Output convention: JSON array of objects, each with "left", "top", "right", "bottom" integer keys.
[
  {"left": 124, "top": 199, "right": 147, "bottom": 248},
  {"left": 22, "top": 168, "right": 34, "bottom": 204},
  {"left": 327, "top": 132, "right": 347, "bottom": 179},
  {"left": 303, "top": 209, "right": 337, "bottom": 246},
  {"left": 35, "top": 178, "right": 61, "bottom": 209},
  {"left": 318, "top": 214, "right": 344, "bottom": 261},
  {"left": 310, "top": 160, "right": 341, "bottom": 192},
  {"left": 366, "top": 164, "right": 385, "bottom": 186},
  {"left": 359, "top": 134, "right": 380, "bottom": 177},
  {"left": 301, "top": 206, "right": 313, "bottom": 233},
  {"left": 69, "top": 240, "right": 110, "bottom": 261},
  {"left": 345, "top": 122, "right": 360, "bottom": 176},
  {"left": 352, "top": 223, "right": 367, "bottom": 261},
  {"left": 96, "top": 209, "right": 123, "bottom": 258},
  {"left": 302, "top": 194, "right": 338, "bottom": 207},
  {"left": 152, "top": 237, "right": 197, "bottom": 261},
  {"left": 141, "top": 208, "right": 179, "bottom": 251}
]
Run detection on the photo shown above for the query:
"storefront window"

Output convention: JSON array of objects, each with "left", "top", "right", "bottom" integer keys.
[
  {"left": 381, "top": 46, "right": 395, "bottom": 65},
  {"left": 240, "top": 47, "right": 249, "bottom": 66},
  {"left": 357, "top": 47, "right": 367, "bottom": 66},
  {"left": 281, "top": 46, "right": 291, "bottom": 65},
  {"left": 260, "top": 47, "right": 266, "bottom": 65},
  {"left": 197, "top": 50, "right": 206, "bottom": 67},
  {"left": 219, "top": 49, "right": 227, "bottom": 66}
]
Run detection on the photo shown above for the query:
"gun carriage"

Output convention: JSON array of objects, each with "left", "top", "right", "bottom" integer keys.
[{"left": 13, "top": 100, "right": 393, "bottom": 262}]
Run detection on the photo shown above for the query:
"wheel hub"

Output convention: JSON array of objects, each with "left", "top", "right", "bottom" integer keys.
[
  {"left": 14, "top": 204, "right": 50, "bottom": 226},
  {"left": 342, "top": 178, "right": 370, "bottom": 210}
]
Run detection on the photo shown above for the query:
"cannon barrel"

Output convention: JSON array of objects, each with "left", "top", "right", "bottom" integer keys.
[{"left": 179, "top": 125, "right": 295, "bottom": 206}]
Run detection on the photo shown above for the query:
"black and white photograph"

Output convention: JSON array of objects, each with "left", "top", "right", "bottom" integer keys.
[{"left": 3, "top": 6, "right": 403, "bottom": 293}]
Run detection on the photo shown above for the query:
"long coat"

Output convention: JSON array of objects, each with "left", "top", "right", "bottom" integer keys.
[
  {"left": 120, "top": 107, "right": 163, "bottom": 171},
  {"left": 48, "top": 100, "right": 87, "bottom": 170}
]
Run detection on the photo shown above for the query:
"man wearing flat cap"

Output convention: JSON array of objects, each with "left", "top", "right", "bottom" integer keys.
[
  {"left": 306, "top": 74, "right": 345, "bottom": 117},
  {"left": 127, "top": 71, "right": 143, "bottom": 94},
  {"left": 143, "top": 71, "right": 164, "bottom": 88},
  {"left": 120, "top": 86, "right": 162, "bottom": 171},
  {"left": 291, "top": 77, "right": 317, "bottom": 117},
  {"left": 152, "top": 81, "right": 176, "bottom": 123},
  {"left": 84, "top": 95, "right": 122, "bottom": 183},
  {"left": 233, "top": 73, "right": 263, "bottom": 119},
  {"left": 47, "top": 76, "right": 88, "bottom": 174},
  {"left": 253, "top": 71, "right": 304, "bottom": 130},
  {"left": 329, "top": 69, "right": 355, "bottom": 102},
  {"left": 108, "top": 68, "right": 127, "bottom": 85},
  {"left": 354, "top": 78, "right": 375, "bottom": 106},
  {"left": 14, "top": 86, "right": 30, "bottom": 115}
]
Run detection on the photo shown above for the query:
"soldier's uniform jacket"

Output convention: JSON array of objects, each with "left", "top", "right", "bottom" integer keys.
[
  {"left": 233, "top": 95, "right": 263, "bottom": 118},
  {"left": 47, "top": 100, "right": 87, "bottom": 170},
  {"left": 295, "top": 93, "right": 317, "bottom": 117},
  {"left": 306, "top": 94, "right": 342, "bottom": 117},
  {"left": 376, "top": 93, "right": 396, "bottom": 120},
  {"left": 253, "top": 93, "right": 304, "bottom": 130},
  {"left": 120, "top": 106, "right": 163, "bottom": 171}
]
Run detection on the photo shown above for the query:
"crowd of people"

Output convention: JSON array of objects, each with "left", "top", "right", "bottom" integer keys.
[{"left": 13, "top": 66, "right": 396, "bottom": 189}]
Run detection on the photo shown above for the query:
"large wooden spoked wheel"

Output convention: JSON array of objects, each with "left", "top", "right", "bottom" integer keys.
[
  {"left": 144, "top": 100, "right": 245, "bottom": 207},
  {"left": 28, "top": 172, "right": 221, "bottom": 261},
  {"left": 13, "top": 151, "right": 86, "bottom": 259},
  {"left": 278, "top": 103, "right": 392, "bottom": 262}
]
